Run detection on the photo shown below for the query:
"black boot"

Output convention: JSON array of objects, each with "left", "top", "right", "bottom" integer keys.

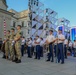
[
  {"left": 2, "top": 55, "right": 6, "bottom": 59},
  {"left": 61, "top": 62, "right": 64, "bottom": 64},
  {"left": 51, "top": 60, "right": 54, "bottom": 62},
  {"left": 12, "top": 58, "right": 18, "bottom": 62},
  {"left": 46, "top": 59, "right": 50, "bottom": 62},
  {"left": 16, "top": 60, "right": 21, "bottom": 63}
]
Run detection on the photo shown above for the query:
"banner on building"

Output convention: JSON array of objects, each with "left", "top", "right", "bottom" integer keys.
[
  {"left": 56, "top": 25, "right": 64, "bottom": 34},
  {"left": 70, "top": 27, "right": 76, "bottom": 42}
]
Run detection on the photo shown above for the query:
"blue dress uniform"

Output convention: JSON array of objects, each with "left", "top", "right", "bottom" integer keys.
[
  {"left": 68, "top": 41, "right": 72, "bottom": 54},
  {"left": 21, "top": 38, "right": 25, "bottom": 56},
  {"left": 35, "top": 38, "right": 41, "bottom": 60},
  {"left": 73, "top": 40, "right": 76, "bottom": 57},
  {"left": 64, "top": 39, "right": 68, "bottom": 58},
  {"left": 54, "top": 41, "right": 57, "bottom": 57},
  {"left": 46, "top": 34, "right": 55, "bottom": 62},
  {"left": 27, "top": 39, "right": 32, "bottom": 58},
  {"left": 57, "top": 33, "right": 65, "bottom": 64},
  {"left": 40, "top": 39, "right": 44, "bottom": 57},
  {"left": 32, "top": 39, "right": 36, "bottom": 56}
]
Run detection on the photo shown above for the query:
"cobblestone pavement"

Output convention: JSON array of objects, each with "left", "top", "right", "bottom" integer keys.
[{"left": 0, "top": 53, "right": 76, "bottom": 75}]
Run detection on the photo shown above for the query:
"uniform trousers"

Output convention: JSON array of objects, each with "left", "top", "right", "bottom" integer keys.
[
  {"left": 35, "top": 45, "right": 40, "bottom": 59},
  {"left": 58, "top": 43, "right": 64, "bottom": 63},
  {"left": 21, "top": 45, "right": 24, "bottom": 56},
  {"left": 40, "top": 46, "right": 43, "bottom": 57},
  {"left": 64, "top": 44, "right": 67, "bottom": 58},
  {"left": 73, "top": 48, "right": 76, "bottom": 57},
  {"left": 48, "top": 44, "right": 53, "bottom": 61},
  {"left": 27, "top": 46, "right": 32, "bottom": 57},
  {"left": 15, "top": 41, "right": 21, "bottom": 60},
  {"left": 9, "top": 44, "right": 14, "bottom": 59},
  {"left": 54, "top": 45, "right": 57, "bottom": 57},
  {"left": 5, "top": 41, "right": 9, "bottom": 57},
  {"left": 68, "top": 47, "right": 72, "bottom": 54}
]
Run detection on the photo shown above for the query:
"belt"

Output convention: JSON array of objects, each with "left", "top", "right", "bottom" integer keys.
[
  {"left": 58, "top": 43, "right": 63, "bottom": 44},
  {"left": 49, "top": 42, "right": 53, "bottom": 45},
  {"left": 36, "top": 45, "right": 40, "bottom": 46}
]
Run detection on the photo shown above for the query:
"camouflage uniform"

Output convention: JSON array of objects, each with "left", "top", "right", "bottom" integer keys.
[
  {"left": 9, "top": 32, "right": 15, "bottom": 60},
  {"left": 5, "top": 34, "right": 10, "bottom": 58},
  {"left": 15, "top": 30, "right": 22, "bottom": 60}
]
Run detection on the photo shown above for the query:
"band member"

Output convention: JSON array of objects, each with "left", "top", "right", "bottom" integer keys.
[
  {"left": 64, "top": 37, "right": 68, "bottom": 59},
  {"left": 35, "top": 35, "right": 41, "bottom": 60},
  {"left": 27, "top": 38, "right": 32, "bottom": 58},
  {"left": 54, "top": 39, "right": 58, "bottom": 57},
  {"left": 73, "top": 40, "right": 76, "bottom": 57},
  {"left": 40, "top": 38, "right": 44, "bottom": 57},
  {"left": 21, "top": 37, "right": 25, "bottom": 56},
  {"left": 32, "top": 38, "right": 36, "bottom": 56},
  {"left": 14, "top": 25, "right": 22, "bottom": 63},
  {"left": 9, "top": 28, "right": 15, "bottom": 61},
  {"left": 5, "top": 30, "right": 10, "bottom": 59},
  {"left": 68, "top": 40, "right": 73, "bottom": 55},
  {"left": 56, "top": 29, "right": 65, "bottom": 64},
  {"left": 46, "top": 29, "right": 55, "bottom": 62}
]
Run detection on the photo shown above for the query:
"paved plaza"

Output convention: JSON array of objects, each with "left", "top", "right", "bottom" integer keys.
[{"left": 0, "top": 53, "right": 76, "bottom": 75}]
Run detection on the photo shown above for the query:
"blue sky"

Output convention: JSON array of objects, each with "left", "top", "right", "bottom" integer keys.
[{"left": 6, "top": 0, "right": 76, "bottom": 27}]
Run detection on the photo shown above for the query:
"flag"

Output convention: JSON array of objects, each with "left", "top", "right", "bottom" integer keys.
[{"left": 4, "top": 19, "right": 7, "bottom": 36}]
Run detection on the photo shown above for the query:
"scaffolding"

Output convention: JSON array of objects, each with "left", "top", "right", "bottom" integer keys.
[
  {"left": 41, "top": 8, "right": 58, "bottom": 38},
  {"left": 28, "top": 0, "right": 58, "bottom": 38},
  {"left": 28, "top": 0, "right": 44, "bottom": 38},
  {"left": 28, "top": 0, "right": 70, "bottom": 38}
]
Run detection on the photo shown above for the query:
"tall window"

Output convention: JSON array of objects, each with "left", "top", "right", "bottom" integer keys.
[
  {"left": 28, "top": 29, "right": 30, "bottom": 34},
  {"left": 22, "top": 21, "right": 24, "bottom": 27},
  {"left": 13, "top": 21, "right": 16, "bottom": 27}
]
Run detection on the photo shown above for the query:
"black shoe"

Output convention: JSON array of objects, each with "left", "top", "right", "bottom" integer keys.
[
  {"left": 38, "top": 58, "right": 40, "bottom": 60},
  {"left": 28, "top": 56, "right": 32, "bottom": 58},
  {"left": 61, "top": 62, "right": 64, "bottom": 64},
  {"left": 46, "top": 59, "right": 50, "bottom": 62},
  {"left": 73, "top": 56, "right": 75, "bottom": 57},
  {"left": 34, "top": 58, "right": 37, "bottom": 59},
  {"left": 29, "top": 56, "right": 32, "bottom": 58},
  {"left": 16, "top": 60, "right": 21, "bottom": 63},
  {"left": 65, "top": 57, "right": 67, "bottom": 59},
  {"left": 58, "top": 60, "right": 60, "bottom": 63},
  {"left": 12, "top": 60, "right": 16, "bottom": 62},
  {"left": 41, "top": 55, "right": 43, "bottom": 57},
  {"left": 12, "top": 58, "right": 18, "bottom": 62},
  {"left": 51, "top": 60, "right": 54, "bottom": 62},
  {"left": 2, "top": 56, "right": 6, "bottom": 59}
]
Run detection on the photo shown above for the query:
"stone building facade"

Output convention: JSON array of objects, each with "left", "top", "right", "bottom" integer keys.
[{"left": 0, "top": 0, "right": 30, "bottom": 39}]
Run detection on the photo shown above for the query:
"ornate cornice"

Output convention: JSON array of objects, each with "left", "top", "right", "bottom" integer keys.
[{"left": 0, "top": 8, "right": 15, "bottom": 16}]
